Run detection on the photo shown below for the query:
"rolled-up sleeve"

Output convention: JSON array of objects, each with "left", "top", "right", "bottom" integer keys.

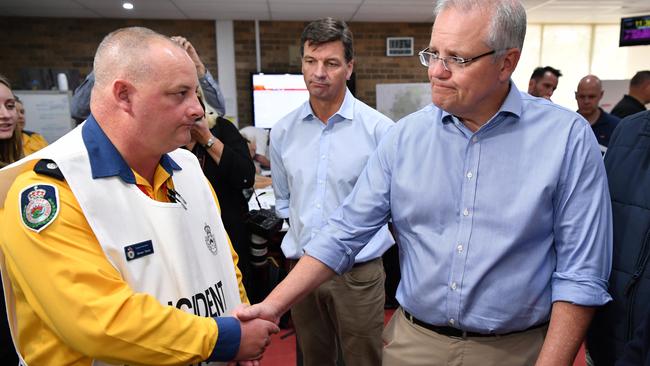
[{"left": 552, "top": 120, "right": 613, "bottom": 306}]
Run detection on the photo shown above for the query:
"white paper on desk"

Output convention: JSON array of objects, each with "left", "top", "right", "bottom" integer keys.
[{"left": 248, "top": 187, "right": 275, "bottom": 211}]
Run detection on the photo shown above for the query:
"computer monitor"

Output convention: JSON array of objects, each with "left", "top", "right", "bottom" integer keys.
[
  {"left": 251, "top": 72, "right": 309, "bottom": 129},
  {"left": 620, "top": 15, "right": 650, "bottom": 47}
]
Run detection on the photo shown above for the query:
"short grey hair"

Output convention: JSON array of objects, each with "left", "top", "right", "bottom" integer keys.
[
  {"left": 433, "top": 0, "right": 526, "bottom": 55},
  {"left": 93, "top": 27, "right": 172, "bottom": 87}
]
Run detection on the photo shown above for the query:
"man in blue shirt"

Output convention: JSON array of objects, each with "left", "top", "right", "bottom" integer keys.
[
  {"left": 238, "top": 1, "right": 613, "bottom": 365},
  {"left": 269, "top": 17, "right": 394, "bottom": 366},
  {"left": 575, "top": 74, "right": 620, "bottom": 150}
]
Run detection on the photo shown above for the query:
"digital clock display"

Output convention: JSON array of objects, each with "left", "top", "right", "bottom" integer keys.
[{"left": 620, "top": 15, "right": 650, "bottom": 47}]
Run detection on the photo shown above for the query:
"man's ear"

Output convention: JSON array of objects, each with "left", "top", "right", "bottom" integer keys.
[
  {"left": 346, "top": 59, "right": 355, "bottom": 81},
  {"left": 112, "top": 80, "right": 134, "bottom": 112},
  {"left": 499, "top": 48, "right": 520, "bottom": 83}
]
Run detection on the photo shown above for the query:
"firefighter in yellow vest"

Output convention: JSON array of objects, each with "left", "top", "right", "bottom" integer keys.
[{"left": 0, "top": 26, "right": 278, "bottom": 366}]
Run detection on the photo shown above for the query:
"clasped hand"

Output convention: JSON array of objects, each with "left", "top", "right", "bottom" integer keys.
[{"left": 227, "top": 303, "right": 281, "bottom": 366}]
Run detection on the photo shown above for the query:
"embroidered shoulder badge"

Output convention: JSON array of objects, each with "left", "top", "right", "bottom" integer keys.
[
  {"left": 204, "top": 223, "right": 218, "bottom": 255},
  {"left": 20, "top": 184, "right": 60, "bottom": 233}
]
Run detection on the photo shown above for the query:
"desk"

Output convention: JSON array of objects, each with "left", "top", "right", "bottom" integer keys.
[{"left": 254, "top": 174, "right": 272, "bottom": 189}]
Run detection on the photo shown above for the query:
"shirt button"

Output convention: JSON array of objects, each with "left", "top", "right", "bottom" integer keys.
[
  {"left": 449, "top": 318, "right": 455, "bottom": 325},
  {"left": 472, "top": 136, "right": 478, "bottom": 143},
  {"left": 457, "top": 244, "right": 463, "bottom": 253},
  {"left": 450, "top": 282, "right": 457, "bottom": 290},
  {"left": 463, "top": 208, "right": 469, "bottom": 216},
  {"left": 466, "top": 171, "right": 473, "bottom": 179},
  {"left": 321, "top": 155, "right": 326, "bottom": 159},
  {"left": 316, "top": 203, "right": 321, "bottom": 209}
]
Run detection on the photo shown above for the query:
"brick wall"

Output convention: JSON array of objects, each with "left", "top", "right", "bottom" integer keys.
[
  {"left": 0, "top": 17, "right": 216, "bottom": 89},
  {"left": 0, "top": 17, "right": 432, "bottom": 125},
  {"left": 234, "top": 20, "right": 432, "bottom": 125},
  {"left": 234, "top": 21, "right": 306, "bottom": 126}
]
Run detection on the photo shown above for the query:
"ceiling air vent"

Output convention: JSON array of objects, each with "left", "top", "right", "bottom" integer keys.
[{"left": 386, "top": 37, "right": 414, "bottom": 57}]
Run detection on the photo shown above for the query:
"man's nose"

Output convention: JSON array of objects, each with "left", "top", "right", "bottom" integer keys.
[
  {"left": 428, "top": 59, "right": 449, "bottom": 80},
  {"left": 190, "top": 99, "right": 204, "bottom": 121},
  {"left": 314, "top": 62, "right": 327, "bottom": 78}
]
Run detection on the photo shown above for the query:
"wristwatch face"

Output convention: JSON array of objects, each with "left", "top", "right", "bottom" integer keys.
[{"left": 206, "top": 138, "right": 214, "bottom": 148}]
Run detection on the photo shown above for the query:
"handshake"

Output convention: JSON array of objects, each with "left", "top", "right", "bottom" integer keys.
[
  {"left": 226, "top": 255, "right": 333, "bottom": 365},
  {"left": 227, "top": 301, "right": 284, "bottom": 366}
]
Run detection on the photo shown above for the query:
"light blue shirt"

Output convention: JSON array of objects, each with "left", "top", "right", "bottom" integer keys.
[
  {"left": 305, "top": 83, "right": 613, "bottom": 333},
  {"left": 271, "top": 89, "right": 395, "bottom": 261}
]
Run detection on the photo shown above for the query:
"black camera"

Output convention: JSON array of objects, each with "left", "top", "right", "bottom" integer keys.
[{"left": 244, "top": 209, "right": 283, "bottom": 239}]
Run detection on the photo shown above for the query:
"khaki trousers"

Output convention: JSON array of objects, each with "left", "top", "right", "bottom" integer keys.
[
  {"left": 382, "top": 308, "right": 547, "bottom": 366},
  {"left": 291, "top": 258, "right": 385, "bottom": 366}
]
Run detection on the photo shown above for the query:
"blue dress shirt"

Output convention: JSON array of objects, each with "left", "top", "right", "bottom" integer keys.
[
  {"left": 305, "top": 83, "right": 613, "bottom": 333},
  {"left": 271, "top": 89, "right": 395, "bottom": 262}
]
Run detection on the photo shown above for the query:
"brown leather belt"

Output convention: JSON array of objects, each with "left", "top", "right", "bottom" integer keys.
[{"left": 403, "top": 310, "right": 548, "bottom": 339}]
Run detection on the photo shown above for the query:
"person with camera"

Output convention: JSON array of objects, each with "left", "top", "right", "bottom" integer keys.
[
  {"left": 186, "top": 89, "right": 256, "bottom": 296},
  {"left": 268, "top": 18, "right": 394, "bottom": 366}
]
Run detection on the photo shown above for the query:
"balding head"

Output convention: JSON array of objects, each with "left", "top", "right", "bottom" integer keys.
[
  {"left": 577, "top": 74, "right": 602, "bottom": 92},
  {"left": 89, "top": 26, "right": 203, "bottom": 166},
  {"left": 575, "top": 74, "right": 604, "bottom": 122},
  {"left": 93, "top": 27, "right": 182, "bottom": 89}
]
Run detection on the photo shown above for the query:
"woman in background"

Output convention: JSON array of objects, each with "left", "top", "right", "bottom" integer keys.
[
  {"left": 187, "top": 90, "right": 256, "bottom": 295},
  {"left": 15, "top": 97, "right": 48, "bottom": 155},
  {"left": 0, "top": 74, "right": 22, "bottom": 168},
  {"left": 0, "top": 73, "right": 20, "bottom": 364}
]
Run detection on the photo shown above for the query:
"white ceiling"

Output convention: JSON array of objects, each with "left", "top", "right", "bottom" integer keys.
[{"left": 0, "top": 0, "right": 649, "bottom": 24}]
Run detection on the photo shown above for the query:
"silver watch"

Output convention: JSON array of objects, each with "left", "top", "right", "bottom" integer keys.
[{"left": 205, "top": 137, "right": 215, "bottom": 149}]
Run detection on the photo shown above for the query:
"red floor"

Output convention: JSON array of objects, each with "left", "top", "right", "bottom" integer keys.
[{"left": 262, "top": 309, "right": 589, "bottom": 366}]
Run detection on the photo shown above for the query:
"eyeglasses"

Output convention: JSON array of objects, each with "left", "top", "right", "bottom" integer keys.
[{"left": 418, "top": 48, "right": 497, "bottom": 72}]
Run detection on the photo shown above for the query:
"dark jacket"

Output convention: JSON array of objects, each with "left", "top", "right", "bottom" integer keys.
[
  {"left": 617, "top": 307, "right": 650, "bottom": 366},
  {"left": 587, "top": 111, "right": 650, "bottom": 365},
  {"left": 190, "top": 117, "right": 255, "bottom": 260},
  {"left": 610, "top": 95, "right": 647, "bottom": 119}
]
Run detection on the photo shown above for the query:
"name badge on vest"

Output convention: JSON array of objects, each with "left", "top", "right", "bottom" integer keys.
[{"left": 124, "top": 240, "right": 154, "bottom": 261}]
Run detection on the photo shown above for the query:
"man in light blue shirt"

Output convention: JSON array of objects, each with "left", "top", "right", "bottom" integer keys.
[
  {"left": 240, "top": 1, "right": 612, "bottom": 365},
  {"left": 269, "top": 17, "right": 394, "bottom": 366}
]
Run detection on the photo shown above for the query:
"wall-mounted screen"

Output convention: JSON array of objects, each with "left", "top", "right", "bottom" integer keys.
[
  {"left": 251, "top": 73, "right": 309, "bottom": 129},
  {"left": 620, "top": 15, "right": 650, "bottom": 47}
]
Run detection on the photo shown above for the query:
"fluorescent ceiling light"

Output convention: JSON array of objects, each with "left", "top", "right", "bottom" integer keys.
[{"left": 122, "top": 2, "right": 134, "bottom": 10}]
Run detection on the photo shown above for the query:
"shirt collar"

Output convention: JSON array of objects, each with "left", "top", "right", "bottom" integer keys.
[
  {"left": 441, "top": 80, "right": 522, "bottom": 125},
  {"left": 81, "top": 115, "right": 181, "bottom": 184},
  {"left": 299, "top": 88, "right": 354, "bottom": 123}
]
